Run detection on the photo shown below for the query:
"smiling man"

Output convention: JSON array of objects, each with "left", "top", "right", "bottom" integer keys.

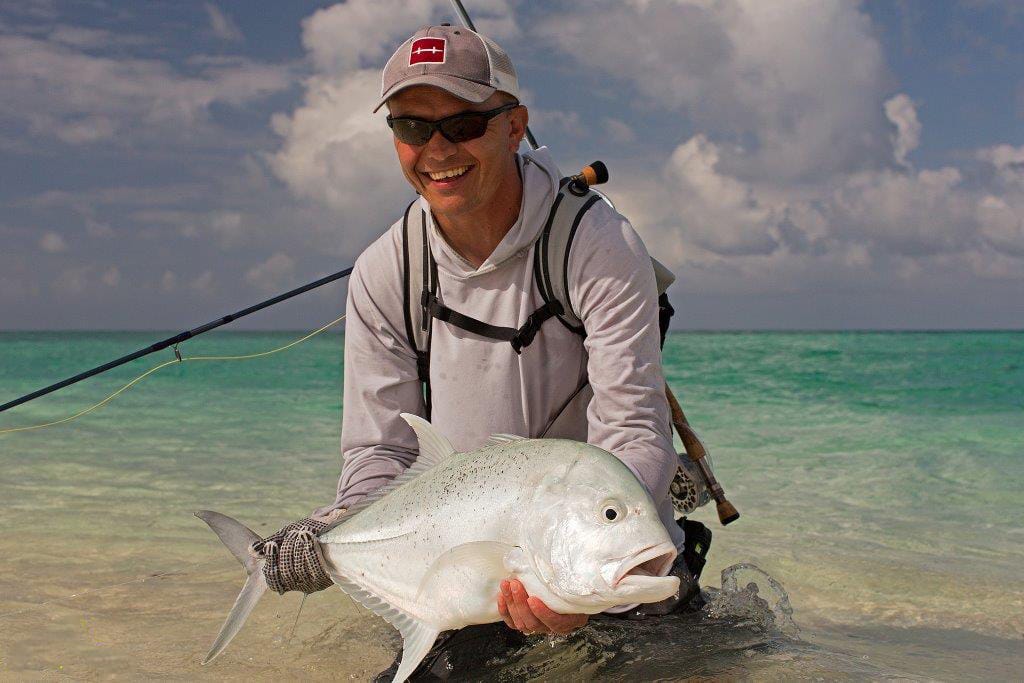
[{"left": 254, "top": 24, "right": 700, "bottom": 679}]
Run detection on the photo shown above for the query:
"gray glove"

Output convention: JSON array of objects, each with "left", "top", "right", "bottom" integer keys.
[{"left": 252, "top": 508, "right": 347, "bottom": 595}]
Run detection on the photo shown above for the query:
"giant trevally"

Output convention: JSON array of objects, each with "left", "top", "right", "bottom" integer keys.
[{"left": 197, "top": 414, "right": 679, "bottom": 682}]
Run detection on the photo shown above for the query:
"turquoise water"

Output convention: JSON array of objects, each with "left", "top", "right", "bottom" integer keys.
[{"left": 1, "top": 331, "right": 1022, "bottom": 679}]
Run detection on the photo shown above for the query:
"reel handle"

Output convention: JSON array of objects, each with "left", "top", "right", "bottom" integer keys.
[{"left": 666, "top": 386, "right": 740, "bottom": 525}]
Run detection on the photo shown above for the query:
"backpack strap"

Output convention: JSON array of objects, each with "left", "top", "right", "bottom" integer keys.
[
  {"left": 400, "top": 200, "right": 435, "bottom": 418},
  {"left": 534, "top": 181, "right": 604, "bottom": 336}
]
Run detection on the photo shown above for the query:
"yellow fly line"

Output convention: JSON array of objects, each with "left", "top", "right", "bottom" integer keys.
[{"left": 0, "top": 313, "right": 346, "bottom": 436}]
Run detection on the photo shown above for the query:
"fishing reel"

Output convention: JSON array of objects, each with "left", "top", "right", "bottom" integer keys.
[{"left": 670, "top": 451, "right": 713, "bottom": 517}]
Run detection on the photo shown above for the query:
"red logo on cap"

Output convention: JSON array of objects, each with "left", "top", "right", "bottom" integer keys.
[{"left": 409, "top": 37, "right": 446, "bottom": 65}]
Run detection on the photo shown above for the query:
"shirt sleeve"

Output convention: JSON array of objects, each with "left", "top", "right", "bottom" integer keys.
[
  {"left": 314, "top": 231, "right": 425, "bottom": 515},
  {"left": 568, "top": 202, "right": 677, "bottom": 504}
]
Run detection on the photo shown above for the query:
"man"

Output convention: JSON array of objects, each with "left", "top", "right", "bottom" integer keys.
[{"left": 259, "top": 23, "right": 698, "bottom": 676}]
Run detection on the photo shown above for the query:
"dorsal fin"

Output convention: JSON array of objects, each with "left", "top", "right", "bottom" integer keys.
[
  {"left": 486, "top": 433, "right": 527, "bottom": 446},
  {"left": 400, "top": 413, "right": 456, "bottom": 465},
  {"left": 333, "top": 414, "right": 457, "bottom": 520}
]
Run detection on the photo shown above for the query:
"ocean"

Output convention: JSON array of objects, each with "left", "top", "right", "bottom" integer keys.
[{"left": 1, "top": 330, "right": 1021, "bottom": 680}]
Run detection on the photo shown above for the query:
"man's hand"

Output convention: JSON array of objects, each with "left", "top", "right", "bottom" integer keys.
[{"left": 497, "top": 579, "right": 588, "bottom": 636}]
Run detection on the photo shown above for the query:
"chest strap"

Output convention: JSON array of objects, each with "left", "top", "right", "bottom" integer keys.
[{"left": 422, "top": 292, "right": 564, "bottom": 355}]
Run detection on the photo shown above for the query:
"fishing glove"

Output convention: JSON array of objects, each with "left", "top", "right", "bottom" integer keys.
[{"left": 252, "top": 507, "right": 347, "bottom": 595}]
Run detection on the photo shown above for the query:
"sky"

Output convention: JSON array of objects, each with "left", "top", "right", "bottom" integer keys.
[{"left": 1, "top": 0, "right": 1022, "bottom": 331}]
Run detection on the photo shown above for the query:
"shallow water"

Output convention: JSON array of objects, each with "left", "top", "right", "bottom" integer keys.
[{"left": 1, "top": 331, "right": 1021, "bottom": 679}]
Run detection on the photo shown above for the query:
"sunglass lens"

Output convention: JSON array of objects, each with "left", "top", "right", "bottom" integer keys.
[
  {"left": 440, "top": 113, "right": 490, "bottom": 143},
  {"left": 392, "top": 119, "right": 433, "bottom": 145}
]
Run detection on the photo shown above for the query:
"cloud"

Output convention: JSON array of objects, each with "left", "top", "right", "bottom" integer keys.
[
  {"left": 204, "top": 4, "right": 243, "bottom": 42},
  {"left": 39, "top": 231, "right": 67, "bottom": 252},
  {"left": 245, "top": 252, "right": 296, "bottom": 293},
  {"left": 85, "top": 218, "right": 114, "bottom": 238},
  {"left": 0, "top": 32, "right": 291, "bottom": 146},
  {"left": 268, "top": 68, "right": 408, "bottom": 236},
  {"left": 884, "top": 93, "right": 921, "bottom": 167},
  {"left": 603, "top": 118, "right": 637, "bottom": 144},
  {"left": 536, "top": 0, "right": 891, "bottom": 181}
]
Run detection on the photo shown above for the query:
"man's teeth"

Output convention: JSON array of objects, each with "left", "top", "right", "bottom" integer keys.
[{"left": 427, "top": 166, "right": 469, "bottom": 181}]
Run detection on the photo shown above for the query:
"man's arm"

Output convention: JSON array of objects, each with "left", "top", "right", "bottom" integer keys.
[
  {"left": 314, "top": 237, "right": 425, "bottom": 515},
  {"left": 570, "top": 202, "right": 677, "bottom": 503}
]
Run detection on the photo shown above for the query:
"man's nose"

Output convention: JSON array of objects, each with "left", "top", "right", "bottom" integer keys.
[{"left": 422, "top": 128, "right": 458, "bottom": 157}]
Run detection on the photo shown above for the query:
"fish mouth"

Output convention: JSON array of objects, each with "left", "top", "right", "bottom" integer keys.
[{"left": 612, "top": 541, "right": 677, "bottom": 589}]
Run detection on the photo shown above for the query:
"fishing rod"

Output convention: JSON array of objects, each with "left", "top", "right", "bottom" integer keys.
[{"left": 0, "top": 267, "right": 353, "bottom": 415}]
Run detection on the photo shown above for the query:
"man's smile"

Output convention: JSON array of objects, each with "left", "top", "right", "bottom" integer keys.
[{"left": 422, "top": 164, "right": 474, "bottom": 187}]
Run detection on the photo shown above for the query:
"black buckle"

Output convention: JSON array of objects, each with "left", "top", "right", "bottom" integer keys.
[
  {"left": 509, "top": 321, "right": 537, "bottom": 355},
  {"left": 509, "top": 301, "right": 563, "bottom": 354}
]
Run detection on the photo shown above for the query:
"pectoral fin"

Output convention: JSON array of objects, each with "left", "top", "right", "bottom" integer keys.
[{"left": 328, "top": 569, "right": 440, "bottom": 683}]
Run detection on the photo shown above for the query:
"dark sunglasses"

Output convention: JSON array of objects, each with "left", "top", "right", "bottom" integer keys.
[{"left": 386, "top": 102, "right": 520, "bottom": 146}]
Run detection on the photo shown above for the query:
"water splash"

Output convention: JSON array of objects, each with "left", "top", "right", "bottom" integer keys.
[{"left": 704, "top": 562, "right": 799, "bottom": 636}]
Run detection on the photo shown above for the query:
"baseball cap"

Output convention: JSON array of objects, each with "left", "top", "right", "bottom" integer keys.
[{"left": 373, "top": 24, "right": 520, "bottom": 113}]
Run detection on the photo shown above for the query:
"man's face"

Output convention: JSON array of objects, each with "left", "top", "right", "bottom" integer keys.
[{"left": 387, "top": 86, "right": 528, "bottom": 221}]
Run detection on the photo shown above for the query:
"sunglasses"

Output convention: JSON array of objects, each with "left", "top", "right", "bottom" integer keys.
[{"left": 386, "top": 102, "right": 520, "bottom": 146}]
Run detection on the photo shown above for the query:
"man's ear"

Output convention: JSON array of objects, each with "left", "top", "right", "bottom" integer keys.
[{"left": 508, "top": 105, "right": 529, "bottom": 151}]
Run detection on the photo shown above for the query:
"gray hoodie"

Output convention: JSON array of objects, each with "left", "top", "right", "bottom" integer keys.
[{"left": 320, "top": 146, "right": 681, "bottom": 549}]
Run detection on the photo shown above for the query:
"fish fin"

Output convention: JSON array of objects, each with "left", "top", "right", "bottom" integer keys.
[
  {"left": 486, "top": 433, "right": 527, "bottom": 445},
  {"left": 195, "top": 510, "right": 260, "bottom": 574},
  {"left": 328, "top": 571, "right": 440, "bottom": 683},
  {"left": 393, "top": 620, "right": 441, "bottom": 683},
  {"left": 416, "top": 541, "right": 517, "bottom": 603},
  {"left": 202, "top": 569, "right": 268, "bottom": 664},
  {"left": 322, "top": 416, "right": 456, "bottom": 530},
  {"left": 400, "top": 413, "right": 456, "bottom": 466}
]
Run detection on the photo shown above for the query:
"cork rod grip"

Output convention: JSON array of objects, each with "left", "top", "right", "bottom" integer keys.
[{"left": 665, "top": 385, "right": 740, "bottom": 525}]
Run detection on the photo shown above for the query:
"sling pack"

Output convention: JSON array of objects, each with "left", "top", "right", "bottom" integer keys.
[{"left": 400, "top": 177, "right": 676, "bottom": 419}]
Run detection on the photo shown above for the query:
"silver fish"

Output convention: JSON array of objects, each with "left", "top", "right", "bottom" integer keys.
[{"left": 199, "top": 414, "right": 679, "bottom": 682}]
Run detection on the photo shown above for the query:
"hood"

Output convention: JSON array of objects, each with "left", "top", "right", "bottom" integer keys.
[{"left": 420, "top": 146, "right": 561, "bottom": 279}]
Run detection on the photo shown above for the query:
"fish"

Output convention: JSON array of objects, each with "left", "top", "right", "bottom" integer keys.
[{"left": 197, "top": 413, "right": 679, "bottom": 682}]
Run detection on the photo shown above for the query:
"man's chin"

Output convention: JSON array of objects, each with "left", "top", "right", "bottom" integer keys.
[{"left": 423, "top": 193, "right": 476, "bottom": 221}]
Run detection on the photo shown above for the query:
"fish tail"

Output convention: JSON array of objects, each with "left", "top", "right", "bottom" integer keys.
[{"left": 195, "top": 510, "right": 268, "bottom": 664}]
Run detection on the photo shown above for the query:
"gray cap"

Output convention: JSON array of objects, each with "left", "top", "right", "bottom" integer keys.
[{"left": 374, "top": 24, "right": 520, "bottom": 113}]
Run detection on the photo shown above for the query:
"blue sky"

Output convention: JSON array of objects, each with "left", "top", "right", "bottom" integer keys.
[{"left": 1, "top": 0, "right": 1022, "bottom": 330}]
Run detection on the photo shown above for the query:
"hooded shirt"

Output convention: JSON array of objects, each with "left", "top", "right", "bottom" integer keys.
[{"left": 320, "top": 146, "right": 682, "bottom": 551}]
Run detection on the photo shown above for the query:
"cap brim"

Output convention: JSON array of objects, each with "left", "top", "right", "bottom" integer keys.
[{"left": 373, "top": 75, "right": 496, "bottom": 113}]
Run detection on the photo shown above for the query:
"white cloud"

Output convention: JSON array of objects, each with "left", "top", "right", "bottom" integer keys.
[
  {"left": 245, "top": 252, "right": 296, "bottom": 293},
  {"left": 204, "top": 4, "right": 244, "bottom": 42},
  {"left": 0, "top": 33, "right": 291, "bottom": 145},
  {"left": 603, "top": 117, "right": 637, "bottom": 144},
  {"left": 884, "top": 94, "right": 922, "bottom": 167},
  {"left": 529, "top": 108, "right": 586, "bottom": 138},
  {"left": 978, "top": 143, "right": 1024, "bottom": 185},
  {"left": 39, "top": 231, "right": 67, "bottom": 252},
  {"left": 537, "top": 0, "right": 890, "bottom": 181},
  {"left": 269, "top": 69, "right": 408, "bottom": 231}
]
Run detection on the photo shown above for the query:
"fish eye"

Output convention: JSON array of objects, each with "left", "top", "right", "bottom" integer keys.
[{"left": 600, "top": 500, "right": 625, "bottom": 524}]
